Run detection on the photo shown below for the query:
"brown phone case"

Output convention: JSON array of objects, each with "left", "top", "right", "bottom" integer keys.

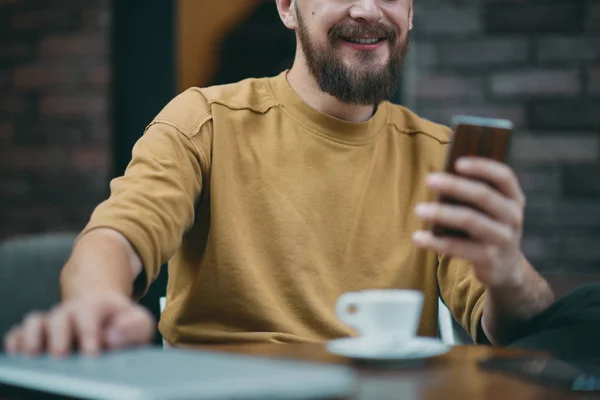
[{"left": 431, "top": 116, "right": 514, "bottom": 238}]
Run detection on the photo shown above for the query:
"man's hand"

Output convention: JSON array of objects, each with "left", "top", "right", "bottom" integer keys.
[
  {"left": 3, "top": 292, "right": 155, "bottom": 357},
  {"left": 412, "top": 157, "right": 526, "bottom": 288},
  {"left": 412, "top": 156, "right": 555, "bottom": 344}
]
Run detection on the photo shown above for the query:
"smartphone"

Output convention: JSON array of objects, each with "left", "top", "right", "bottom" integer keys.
[
  {"left": 479, "top": 356, "right": 600, "bottom": 393},
  {"left": 431, "top": 115, "right": 514, "bottom": 238}
]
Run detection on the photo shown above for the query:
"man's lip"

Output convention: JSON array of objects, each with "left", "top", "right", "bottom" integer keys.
[
  {"left": 339, "top": 39, "right": 387, "bottom": 50},
  {"left": 340, "top": 36, "right": 385, "bottom": 41}
]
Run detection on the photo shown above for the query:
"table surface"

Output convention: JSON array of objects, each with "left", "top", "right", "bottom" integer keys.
[{"left": 200, "top": 343, "right": 596, "bottom": 400}]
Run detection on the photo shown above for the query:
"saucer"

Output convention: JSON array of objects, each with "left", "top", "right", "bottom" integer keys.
[{"left": 326, "top": 336, "right": 450, "bottom": 361}]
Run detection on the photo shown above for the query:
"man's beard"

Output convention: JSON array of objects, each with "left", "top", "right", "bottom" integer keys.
[{"left": 296, "top": 7, "right": 409, "bottom": 106}]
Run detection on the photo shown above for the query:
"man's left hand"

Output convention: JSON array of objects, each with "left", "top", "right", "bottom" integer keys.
[{"left": 413, "top": 157, "right": 526, "bottom": 289}]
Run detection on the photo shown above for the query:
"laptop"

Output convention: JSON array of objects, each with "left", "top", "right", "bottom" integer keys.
[{"left": 0, "top": 346, "right": 357, "bottom": 399}]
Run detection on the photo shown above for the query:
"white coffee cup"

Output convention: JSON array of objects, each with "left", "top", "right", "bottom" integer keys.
[{"left": 335, "top": 289, "right": 424, "bottom": 342}]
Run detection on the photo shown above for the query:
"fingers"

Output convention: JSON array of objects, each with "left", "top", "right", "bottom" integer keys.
[
  {"left": 426, "top": 173, "right": 522, "bottom": 229},
  {"left": 412, "top": 230, "right": 525, "bottom": 287},
  {"left": 105, "top": 306, "right": 155, "bottom": 350},
  {"left": 20, "top": 312, "right": 47, "bottom": 356},
  {"left": 415, "top": 202, "right": 514, "bottom": 245},
  {"left": 413, "top": 230, "right": 497, "bottom": 267},
  {"left": 71, "top": 304, "right": 110, "bottom": 357},
  {"left": 454, "top": 157, "right": 526, "bottom": 206},
  {"left": 3, "top": 309, "right": 88, "bottom": 358},
  {"left": 46, "top": 308, "right": 73, "bottom": 358},
  {"left": 3, "top": 312, "right": 48, "bottom": 356},
  {"left": 3, "top": 296, "right": 153, "bottom": 357},
  {"left": 4, "top": 327, "right": 21, "bottom": 355}
]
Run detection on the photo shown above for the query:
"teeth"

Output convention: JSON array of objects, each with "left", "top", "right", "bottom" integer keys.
[{"left": 348, "top": 38, "right": 380, "bottom": 45}]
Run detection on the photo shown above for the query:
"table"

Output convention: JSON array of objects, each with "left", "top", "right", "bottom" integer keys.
[{"left": 200, "top": 343, "right": 595, "bottom": 400}]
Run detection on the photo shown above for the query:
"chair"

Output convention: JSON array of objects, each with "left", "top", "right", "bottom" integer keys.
[
  {"left": 438, "top": 298, "right": 456, "bottom": 346},
  {"left": 159, "top": 296, "right": 167, "bottom": 347},
  {"left": 438, "top": 298, "right": 474, "bottom": 345},
  {"left": 0, "top": 232, "right": 77, "bottom": 338},
  {"left": 159, "top": 296, "right": 167, "bottom": 314}
]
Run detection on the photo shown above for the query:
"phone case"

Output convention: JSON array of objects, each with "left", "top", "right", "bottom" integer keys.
[{"left": 431, "top": 116, "right": 514, "bottom": 238}]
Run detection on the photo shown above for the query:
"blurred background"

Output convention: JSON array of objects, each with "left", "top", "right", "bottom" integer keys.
[{"left": 0, "top": 0, "right": 599, "bottom": 338}]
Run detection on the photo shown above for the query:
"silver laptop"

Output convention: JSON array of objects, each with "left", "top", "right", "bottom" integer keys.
[{"left": 0, "top": 346, "right": 356, "bottom": 399}]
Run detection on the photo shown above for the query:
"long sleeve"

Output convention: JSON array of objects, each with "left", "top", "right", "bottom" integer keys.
[{"left": 80, "top": 120, "right": 207, "bottom": 297}]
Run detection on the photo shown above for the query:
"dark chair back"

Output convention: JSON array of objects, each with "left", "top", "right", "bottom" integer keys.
[{"left": 0, "top": 233, "right": 76, "bottom": 337}]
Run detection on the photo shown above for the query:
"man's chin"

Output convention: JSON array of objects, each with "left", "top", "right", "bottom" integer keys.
[
  {"left": 343, "top": 66, "right": 389, "bottom": 81},
  {"left": 341, "top": 57, "right": 388, "bottom": 72}
]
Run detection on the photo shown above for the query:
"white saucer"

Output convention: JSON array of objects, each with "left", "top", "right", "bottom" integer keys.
[{"left": 326, "top": 336, "right": 451, "bottom": 361}]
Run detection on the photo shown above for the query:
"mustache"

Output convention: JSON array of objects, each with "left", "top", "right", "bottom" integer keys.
[{"left": 329, "top": 22, "right": 398, "bottom": 43}]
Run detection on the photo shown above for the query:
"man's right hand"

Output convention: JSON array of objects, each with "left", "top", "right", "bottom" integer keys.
[{"left": 3, "top": 292, "right": 155, "bottom": 357}]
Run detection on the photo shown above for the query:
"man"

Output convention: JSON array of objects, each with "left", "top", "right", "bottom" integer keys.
[{"left": 4, "top": 0, "right": 560, "bottom": 357}]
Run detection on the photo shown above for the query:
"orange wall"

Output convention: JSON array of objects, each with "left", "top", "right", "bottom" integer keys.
[{"left": 177, "top": 0, "right": 261, "bottom": 91}]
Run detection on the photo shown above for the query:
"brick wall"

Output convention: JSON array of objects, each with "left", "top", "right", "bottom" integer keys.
[
  {"left": 0, "top": 0, "right": 111, "bottom": 239},
  {"left": 406, "top": 0, "right": 600, "bottom": 273}
]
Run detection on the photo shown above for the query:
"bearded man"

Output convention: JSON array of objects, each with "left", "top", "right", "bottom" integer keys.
[{"left": 6, "top": 0, "right": 599, "bottom": 359}]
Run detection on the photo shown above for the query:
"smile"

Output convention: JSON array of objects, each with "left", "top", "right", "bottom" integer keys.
[{"left": 342, "top": 37, "right": 384, "bottom": 45}]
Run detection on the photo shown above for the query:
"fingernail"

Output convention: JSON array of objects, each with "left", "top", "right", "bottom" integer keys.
[
  {"left": 415, "top": 204, "right": 433, "bottom": 217},
  {"left": 427, "top": 173, "right": 443, "bottom": 183},
  {"left": 412, "top": 231, "right": 429, "bottom": 242},
  {"left": 456, "top": 158, "right": 472, "bottom": 169}
]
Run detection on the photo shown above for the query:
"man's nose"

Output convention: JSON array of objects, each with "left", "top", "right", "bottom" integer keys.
[{"left": 349, "top": 0, "right": 384, "bottom": 24}]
